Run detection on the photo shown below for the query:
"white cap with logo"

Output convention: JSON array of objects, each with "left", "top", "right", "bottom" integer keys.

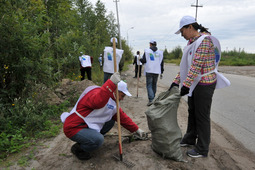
[
  {"left": 118, "top": 81, "right": 132, "bottom": 96},
  {"left": 175, "top": 15, "right": 196, "bottom": 34}
]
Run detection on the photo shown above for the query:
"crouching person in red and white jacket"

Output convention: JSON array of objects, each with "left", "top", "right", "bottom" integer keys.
[{"left": 60, "top": 72, "right": 145, "bottom": 160}]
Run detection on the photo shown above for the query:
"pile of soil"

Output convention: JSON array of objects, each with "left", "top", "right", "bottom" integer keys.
[{"left": 1, "top": 65, "right": 255, "bottom": 170}]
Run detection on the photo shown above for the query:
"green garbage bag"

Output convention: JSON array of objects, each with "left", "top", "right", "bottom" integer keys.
[{"left": 145, "top": 86, "right": 183, "bottom": 161}]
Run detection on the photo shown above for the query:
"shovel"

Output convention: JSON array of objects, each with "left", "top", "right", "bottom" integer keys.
[{"left": 112, "top": 38, "right": 135, "bottom": 168}]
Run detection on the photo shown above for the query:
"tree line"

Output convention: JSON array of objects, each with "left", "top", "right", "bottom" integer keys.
[{"left": 0, "top": 0, "right": 133, "bottom": 160}]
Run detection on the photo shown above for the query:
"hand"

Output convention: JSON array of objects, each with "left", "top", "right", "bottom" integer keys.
[
  {"left": 160, "top": 74, "right": 163, "bottom": 79},
  {"left": 135, "top": 128, "right": 146, "bottom": 138},
  {"left": 180, "top": 86, "right": 190, "bottom": 96},
  {"left": 110, "top": 72, "right": 121, "bottom": 85},
  {"left": 168, "top": 83, "right": 179, "bottom": 91}
]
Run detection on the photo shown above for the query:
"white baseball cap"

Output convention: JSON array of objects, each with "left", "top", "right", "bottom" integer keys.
[
  {"left": 149, "top": 39, "right": 156, "bottom": 44},
  {"left": 118, "top": 81, "right": 132, "bottom": 96},
  {"left": 175, "top": 16, "right": 196, "bottom": 34},
  {"left": 110, "top": 37, "right": 118, "bottom": 44}
]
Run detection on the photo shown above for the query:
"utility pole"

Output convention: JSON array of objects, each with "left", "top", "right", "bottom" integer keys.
[
  {"left": 113, "top": 0, "right": 122, "bottom": 49},
  {"left": 191, "top": 0, "right": 203, "bottom": 21}
]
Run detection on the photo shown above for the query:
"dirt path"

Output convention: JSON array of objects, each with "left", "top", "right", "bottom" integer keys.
[{"left": 2, "top": 65, "right": 255, "bottom": 170}]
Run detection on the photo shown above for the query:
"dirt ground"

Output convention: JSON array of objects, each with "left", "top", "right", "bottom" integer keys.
[{"left": 2, "top": 65, "right": 255, "bottom": 170}]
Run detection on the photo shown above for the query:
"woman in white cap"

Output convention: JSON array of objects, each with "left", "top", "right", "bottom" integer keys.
[
  {"left": 61, "top": 72, "right": 145, "bottom": 160},
  {"left": 169, "top": 15, "right": 230, "bottom": 158}
]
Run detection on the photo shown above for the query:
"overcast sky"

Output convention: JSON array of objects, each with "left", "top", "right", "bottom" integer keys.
[{"left": 90, "top": 0, "right": 255, "bottom": 54}]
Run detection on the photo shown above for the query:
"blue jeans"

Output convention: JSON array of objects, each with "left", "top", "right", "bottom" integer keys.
[
  {"left": 70, "top": 120, "right": 115, "bottom": 152},
  {"left": 104, "top": 72, "right": 113, "bottom": 83},
  {"left": 146, "top": 73, "right": 159, "bottom": 102}
]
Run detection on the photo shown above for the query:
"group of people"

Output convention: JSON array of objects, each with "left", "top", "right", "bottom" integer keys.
[{"left": 63, "top": 15, "right": 230, "bottom": 161}]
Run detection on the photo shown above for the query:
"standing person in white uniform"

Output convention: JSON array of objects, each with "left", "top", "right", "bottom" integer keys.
[
  {"left": 133, "top": 51, "right": 143, "bottom": 78},
  {"left": 79, "top": 52, "right": 93, "bottom": 81},
  {"left": 169, "top": 15, "right": 230, "bottom": 158},
  {"left": 140, "top": 39, "right": 164, "bottom": 106},
  {"left": 103, "top": 37, "right": 124, "bottom": 83}
]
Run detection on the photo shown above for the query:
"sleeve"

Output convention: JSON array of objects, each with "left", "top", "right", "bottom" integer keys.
[
  {"left": 133, "top": 56, "right": 137, "bottom": 65},
  {"left": 183, "top": 37, "right": 212, "bottom": 88},
  {"left": 90, "top": 56, "right": 93, "bottom": 63},
  {"left": 161, "top": 58, "right": 164, "bottom": 74},
  {"left": 173, "top": 72, "right": 180, "bottom": 85},
  {"left": 112, "top": 107, "right": 139, "bottom": 133},
  {"left": 140, "top": 53, "right": 146, "bottom": 64},
  {"left": 78, "top": 80, "right": 116, "bottom": 113}
]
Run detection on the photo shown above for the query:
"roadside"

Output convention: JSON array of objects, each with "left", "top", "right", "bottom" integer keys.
[{"left": 1, "top": 64, "right": 255, "bottom": 170}]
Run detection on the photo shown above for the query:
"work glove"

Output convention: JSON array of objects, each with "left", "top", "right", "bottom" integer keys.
[
  {"left": 168, "top": 83, "right": 179, "bottom": 91},
  {"left": 180, "top": 86, "right": 190, "bottom": 96},
  {"left": 135, "top": 128, "right": 146, "bottom": 138},
  {"left": 110, "top": 72, "right": 121, "bottom": 85},
  {"left": 160, "top": 74, "right": 163, "bottom": 79}
]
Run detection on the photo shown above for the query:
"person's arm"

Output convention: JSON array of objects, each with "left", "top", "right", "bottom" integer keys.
[
  {"left": 112, "top": 107, "right": 138, "bottom": 133},
  {"left": 160, "top": 59, "right": 164, "bottom": 74},
  {"left": 90, "top": 56, "right": 93, "bottom": 63},
  {"left": 133, "top": 56, "right": 137, "bottom": 65},
  {"left": 140, "top": 53, "right": 146, "bottom": 64}
]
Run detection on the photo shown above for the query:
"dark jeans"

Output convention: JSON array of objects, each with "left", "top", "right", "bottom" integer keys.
[
  {"left": 134, "top": 64, "right": 142, "bottom": 77},
  {"left": 80, "top": 67, "right": 92, "bottom": 80},
  {"left": 146, "top": 73, "right": 159, "bottom": 102},
  {"left": 70, "top": 120, "right": 115, "bottom": 152},
  {"left": 103, "top": 72, "right": 113, "bottom": 83},
  {"left": 182, "top": 83, "right": 216, "bottom": 156}
]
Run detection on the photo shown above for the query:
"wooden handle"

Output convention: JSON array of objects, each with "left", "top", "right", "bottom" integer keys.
[{"left": 113, "top": 38, "right": 123, "bottom": 160}]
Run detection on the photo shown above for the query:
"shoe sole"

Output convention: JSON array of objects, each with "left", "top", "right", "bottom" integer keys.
[{"left": 187, "top": 153, "right": 206, "bottom": 158}]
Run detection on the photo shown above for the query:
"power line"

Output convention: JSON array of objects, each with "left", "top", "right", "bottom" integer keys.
[{"left": 191, "top": 0, "right": 203, "bottom": 20}]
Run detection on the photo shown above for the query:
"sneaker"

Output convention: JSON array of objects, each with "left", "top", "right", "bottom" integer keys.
[
  {"left": 186, "top": 149, "right": 207, "bottom": 158},
  {"left": 180, "top": 141, "right": 195, "bottom": 147},
  {"left": 71, "top": 143, "right": 91, "bottom": 160},
  {"left": 147, "top": 101, "right": 153, "bottom": 106},
  {"left": 133, "top": 76, "right": 137, "bottom": 78}
]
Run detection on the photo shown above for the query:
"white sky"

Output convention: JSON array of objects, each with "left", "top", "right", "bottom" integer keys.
[{"left": 90, "top": 0, "right": 255, "bottom": 54}]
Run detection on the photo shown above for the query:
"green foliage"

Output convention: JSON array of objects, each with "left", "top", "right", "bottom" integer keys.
[
  {"left": 0, "top": 0, "right": 133, "bottom": 161},
  {"left": 163, "top": 46, "right": 183, "bottom": 61},
  {"left": 164, "top": 46, "right": 255, "bottom": 66},
  {"left": 221, "top": 50, "right": 255, "bottom": 66}
]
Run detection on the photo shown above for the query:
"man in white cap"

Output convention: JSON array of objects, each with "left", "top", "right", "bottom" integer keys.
[
  {"left": 140, "top": 39, "right": 164, "bottom": 106},
  {"left": 102, "top": 37, "right": 124, "bottom": 83},
  {"left": 61, "top": 72, "right": 145, "bottom": 160}
]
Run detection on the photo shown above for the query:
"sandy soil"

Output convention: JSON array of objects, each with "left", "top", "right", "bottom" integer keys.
[{"left": 2, "top": 65, "right": 255, "bottom": 170}]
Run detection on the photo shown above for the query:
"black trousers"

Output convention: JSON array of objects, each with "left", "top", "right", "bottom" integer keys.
[
  {"left": 182, "top": 82, "right": 216, "bottom": 156},
  {"left": 135, "top": 64, "right": 142, "bottom": 77},
  {"left": 80, "top": 67, "right": 92, "bottom": 80}
]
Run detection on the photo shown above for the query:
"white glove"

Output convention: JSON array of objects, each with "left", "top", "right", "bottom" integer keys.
[
  {"left": 110, "top": 72, "right": 121, "bottom": 85},
  {"left": 135, "top": 128, "right": 146, "bottom": 138}
]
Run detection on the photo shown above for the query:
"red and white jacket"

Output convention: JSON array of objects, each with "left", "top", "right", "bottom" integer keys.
[{"left": 63, "top": 80, "right": 138, "bottom": 138}]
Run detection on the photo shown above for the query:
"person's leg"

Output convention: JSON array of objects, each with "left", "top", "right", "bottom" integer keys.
[
  {"left": 70, "top": 128, "right": 104, "bottom": 152},
  {"left": 139, "top": 65, "right": 142, "bottom": 77},
  {"left": 134, "top": 65, "right": 138, "bottom": 78},
  {"left": 193, "top": 83, "right": 216, "bottom": 156},
  {"left": 80, "top": 68, "right": 85, "bottom": 81},
  {"left": 146, "top": 73, "right": 154, "bottom": 102},
  {"left": 181, "top": 95, "right": 197, "bottom": 146},
  {"left": 152, "top": 74, "right": 159, "bottom": 98},
  {"left": 104, "top": 72, "right": 112, "bottom": 83},
  {"left": 86, "top": 67, "right": 92, "bottom": 80}
]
